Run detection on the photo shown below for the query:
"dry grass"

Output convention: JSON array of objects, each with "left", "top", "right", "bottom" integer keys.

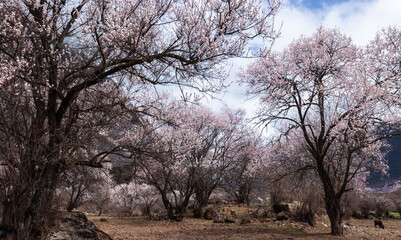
[
  {"left": 88, "top": 207, "right": 401, "bottom": 240},
  {"left": 90, "top": 215, "right": 311, "bottom": 240}
]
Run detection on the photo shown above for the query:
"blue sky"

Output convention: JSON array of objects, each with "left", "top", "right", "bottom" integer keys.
[
  {"left": 292, "top": 0, "right": 352, "bottom": 10},
  {"left": 271, "top": 0, "right": 401, "bottom": 48},
  {"left": 211, "top": 0, "right": 401, "bottom": 133}
]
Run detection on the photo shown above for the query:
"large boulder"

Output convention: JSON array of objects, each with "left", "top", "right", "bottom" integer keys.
[
  {"left": 48, "top": 211, "right": 112, "bottom": 240},
  {"left": 203, "top": 208, "right": 218, "bottom": 220},
  {"left": 213, "top": 214, "right": 224, "bottom": 223}
]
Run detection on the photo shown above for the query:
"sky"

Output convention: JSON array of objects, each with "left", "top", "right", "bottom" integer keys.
[
  {"left": 292, "top": 0, "right": 351, "bottom": 10},
  {"left": 208, "top": 0, "right": 401, "bottom": 132},
  {"left": 273, "top": 0, "right": 401, "bottom": 48}
]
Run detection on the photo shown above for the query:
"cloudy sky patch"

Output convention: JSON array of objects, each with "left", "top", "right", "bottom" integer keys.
[{"left": 212, "top": 0, "right": 401, "bottom": 129}]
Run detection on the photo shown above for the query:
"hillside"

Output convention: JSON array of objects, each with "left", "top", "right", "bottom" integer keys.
[{"left": 368, "top": 136, "right": 401, "bottom": 189}]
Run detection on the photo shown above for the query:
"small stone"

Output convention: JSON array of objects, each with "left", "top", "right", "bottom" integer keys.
[
  {"left": 240, "top": 218, "right": 252, "bottom": 225},
  {"left": 213, "top": 214, "right": 224, "bottom": 223},
  {"left": 224, "top": 216, "right": 235, "bottom": 223},
  {"left": 230, "top": 210, "right": 238, "bottom": 218}
]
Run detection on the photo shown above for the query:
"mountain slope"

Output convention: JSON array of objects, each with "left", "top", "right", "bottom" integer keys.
[{"left": 368, "top": 136, "right": 401, "bottom": 189}]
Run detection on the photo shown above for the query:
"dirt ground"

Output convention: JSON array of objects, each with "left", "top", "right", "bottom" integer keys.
[{"left": 89, "top": 214, "right": 401, "bottom": 240}]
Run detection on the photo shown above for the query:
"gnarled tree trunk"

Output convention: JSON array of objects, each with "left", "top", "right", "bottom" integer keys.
[
  {"left": 321, "top": 175, "right": 344, "bottom": 236},
  {"left": 2, "top": 163, "right": 62, "bottom": 239}
]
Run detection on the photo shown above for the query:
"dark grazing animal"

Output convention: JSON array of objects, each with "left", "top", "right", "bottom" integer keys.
[{"left": 374, "top": 219, "right": 384, "bottom": 229}]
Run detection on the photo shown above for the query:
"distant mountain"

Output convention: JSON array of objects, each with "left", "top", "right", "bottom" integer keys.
[{"left": 368, "top": 136, "right": 401, "bottom": 189}]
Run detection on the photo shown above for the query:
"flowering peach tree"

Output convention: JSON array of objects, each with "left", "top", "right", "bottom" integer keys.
[
  {"left": 0, "top": 0, "right": 279, "bottom": 238},
  {"left": 241, "top": 27, "right": 401, "bottom": 236}
]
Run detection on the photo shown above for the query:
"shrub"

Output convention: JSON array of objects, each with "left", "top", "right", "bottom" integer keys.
[{"left": 293, "top": 202, "right": 316, "bottom": 226}]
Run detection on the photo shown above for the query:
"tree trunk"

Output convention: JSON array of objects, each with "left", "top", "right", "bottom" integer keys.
[
  {"left": 2, "top": 164, "right": 61, "bottom": 239},
  {"left": 326, "top": 199, "right": 343, "bottom": 236},
  {"left": 322, "top": 177, "right": 344, "bottom": 236},
  {"left": 66, "top": 201, "right": 75, "bottom": 212},
  {"left": 194, "top": 192, "right": 208, "bottom": 218},
  {"left": 193, "top": 205, "right": 203, "bottom": 218},
  {"left": 317, "top": 159, "right": 345, "bottom": 236},
  {"left": 237, "top": 183, "right": 251, "bottom": 206},
  {"left": 160, "top": 195, "right": 180, "bottom": 221},
  {"left": 142, "top": 206, "right": 151, "bottom": 216},
  {"left": 98, "top": 208, "right": 102, "bottom": 216},
  {"left": 164, "top": 203, "right": 186, "bottom": 221},
  {"left": 166, "top": 207, "right": 174, "bottom": 220},
  {"left": 3, "top": 188, "right": 53, "bottom": 239},
  {"left": 165, "top": 205, "right": 184, "bottom": 221}
]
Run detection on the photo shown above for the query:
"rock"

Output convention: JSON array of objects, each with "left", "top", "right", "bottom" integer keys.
[
  {"left": 204, "top": 208, "right": 218, "bottom": 220},
  {"left": 250, "top": 209, "right": 259, "bottom": 218},
  {"left": 250, "top": 197, "right": 265, "bottom": 205},
  {"left": 261, "top": 210, "right": 271, "bottom": 218},
  {"left": 240, "top": 218, "right": 252, "bottom": 224},
  {"left": 260, "top": 218, "right": 270, "bottom": 223},
  {"left": 230, "top": 210, "right": 238, "bottom": 218},
  {"left": 48, "top": 211, "right": 112, "bottom": 240},
  {"left": 288, "top": 201, "right": 301, "bottom": 214},
  {"left": 213, "top": 214, "right": 224, "bottom": 223},
  {"left": 149, "top": 212, "right": 169, "bottom": 221},
  {"left": 275, "top": 212, "right": 289, "bottom": 221},
  {"left": 369, "top": 211, "right": 377, "bottom": 218},
  {"left": 224, "top": 215, "right": 236, "bottom": 223}
]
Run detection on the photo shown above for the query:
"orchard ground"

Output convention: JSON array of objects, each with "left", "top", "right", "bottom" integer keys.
[{"left": 88, "top": 213, "right": 401, "bottom": 240}]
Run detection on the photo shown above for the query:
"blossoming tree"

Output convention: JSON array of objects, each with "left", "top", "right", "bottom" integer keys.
[
  {"left": 0, "top": 0, "right": 279, "bottom": 238},
  {"left": 120, "top": 99, "right": 239, "bottom": 220},
  {"left": 241, "top": 27, "right": 401, "bottom": 235},
  {"left": 111, "top": 181, "right": 159, "bottom": 215}
]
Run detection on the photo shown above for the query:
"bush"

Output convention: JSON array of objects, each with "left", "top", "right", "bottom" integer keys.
[
  {"left": 267, "top": 173, "right": 321, "bottom": 226},
  {"left": 292, "top": 203, "right": 315, "bottom": 226},
  {"left": 388, "top": 192, "right": 401, "bottom": 216},
  {"left": 348, "top": 192, "right": 397, "bottom": 219},
  {"left": 374, "top": 195, "right": 395, "bottom": 218}
]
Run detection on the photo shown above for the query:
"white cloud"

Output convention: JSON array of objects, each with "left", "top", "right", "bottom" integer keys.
[
  {"left": 272, "top": 3, "right": 320, "bottom": 50},
  {"left": 274, "top": 0, "right": 401, "bottom": 49},
  {"left": 203, "top": 0, "right": 401, "bottom": 133}
]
